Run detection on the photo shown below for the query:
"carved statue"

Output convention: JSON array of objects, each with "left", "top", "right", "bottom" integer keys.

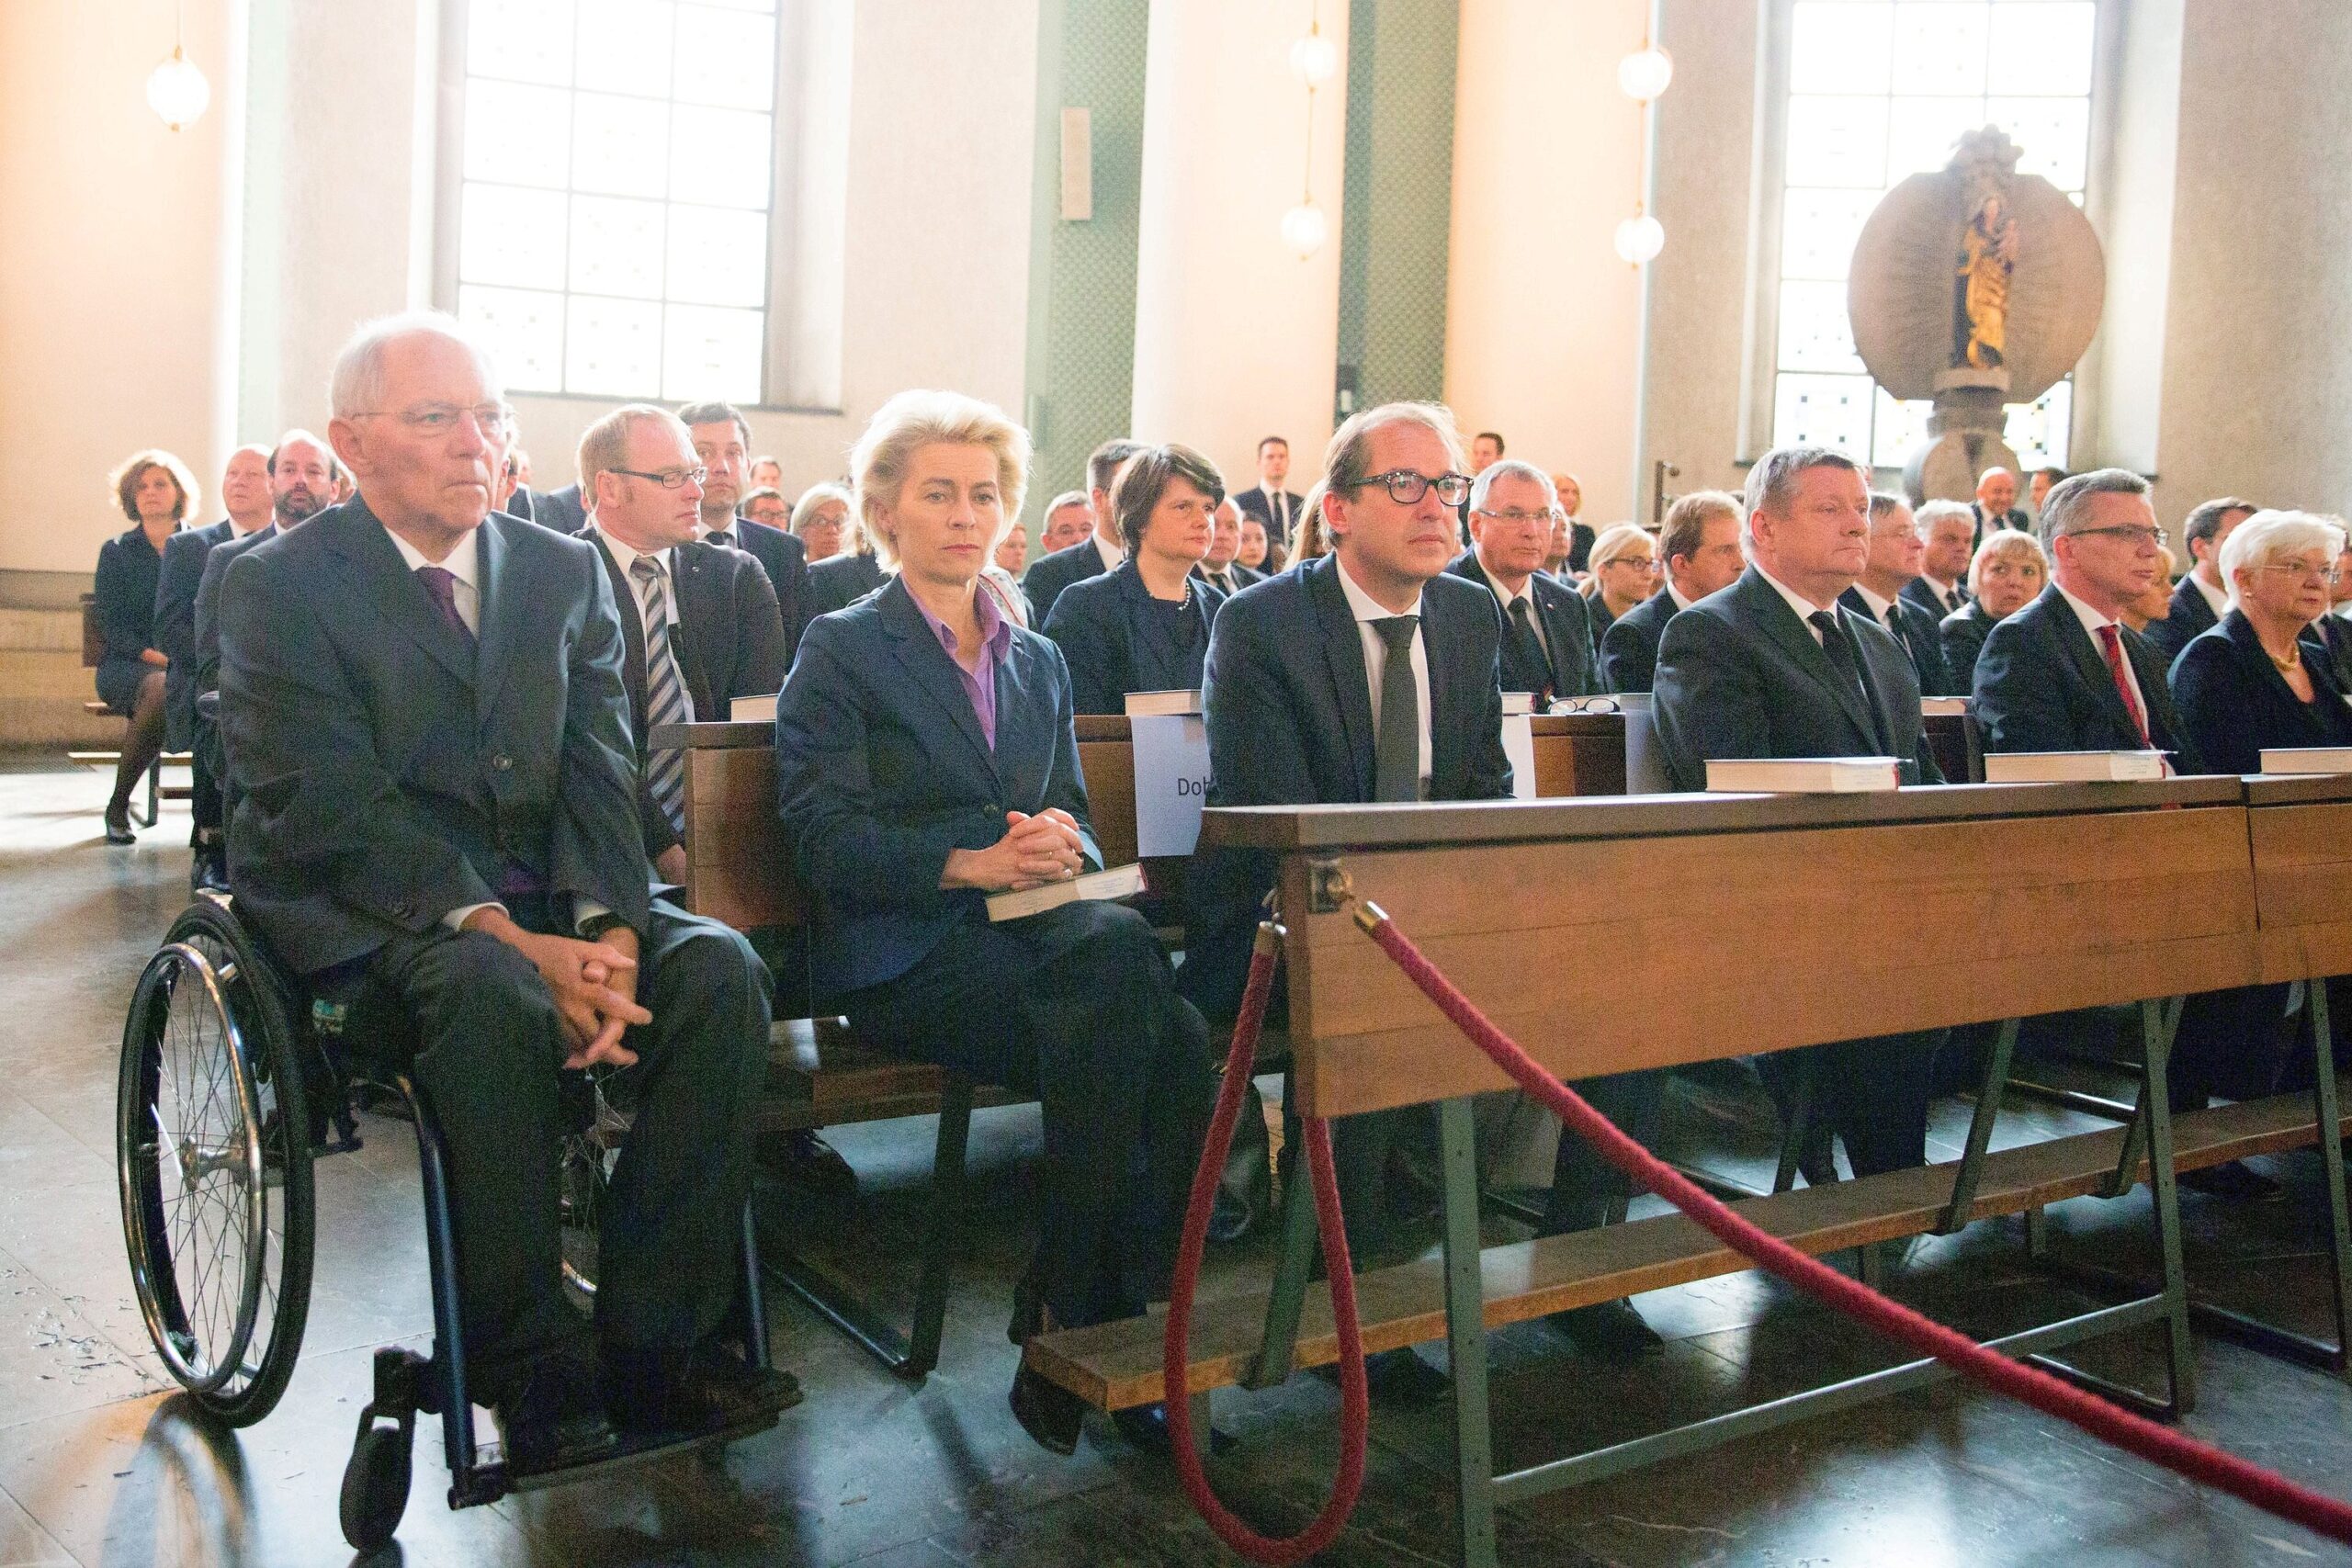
[{"left": 1955, "top": 192, "right": 2018, "bottom": 371}]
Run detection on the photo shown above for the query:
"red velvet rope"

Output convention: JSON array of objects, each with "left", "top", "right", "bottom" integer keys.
[
  {"left": 1163, "top": 928, "right": 1368, "bottom": 1564},
  {"left": 1354, "top": 902, "right": 2352, "bottom": 1549}
]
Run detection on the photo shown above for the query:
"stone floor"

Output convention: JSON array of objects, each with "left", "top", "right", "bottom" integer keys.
[{"left": 2, "top": 755, "right": 2349, "bottom": 1567}]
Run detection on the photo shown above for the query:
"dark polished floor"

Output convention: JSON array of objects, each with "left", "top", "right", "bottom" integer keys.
[{"left": 4, "top": 757, "right": 2350, "bottom": 1567}]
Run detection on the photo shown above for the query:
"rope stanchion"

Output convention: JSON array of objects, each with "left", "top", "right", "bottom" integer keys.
[
  {"left": 1164, "top": 921, "right": 1368, "bottom": 1565},
  {"left": 1350, "top": 897, "right": 2352, "bottom": 1550}
]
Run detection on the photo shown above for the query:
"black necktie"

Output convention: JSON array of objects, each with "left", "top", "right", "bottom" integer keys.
[
  {"left": 1809, "top": 609, "right": 1888, "bottom": 750},
  {"left": 1372, "top": 616, "right": 1421, "bottom": 803},
  {"left": 708, "top": 527, "right": 735, "bottom": 550},
  {"left": 1506, "top": 597, "right": 1552, "bottom": 703}
]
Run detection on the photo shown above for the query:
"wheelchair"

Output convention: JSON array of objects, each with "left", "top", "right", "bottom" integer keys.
[{"left": 116, "top": 893, "right": 777, "bottom": 1552}]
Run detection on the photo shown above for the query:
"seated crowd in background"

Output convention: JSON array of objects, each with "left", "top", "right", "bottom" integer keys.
[{"left": 107, "top": 299, "right": 2352, "bottom": 1466}]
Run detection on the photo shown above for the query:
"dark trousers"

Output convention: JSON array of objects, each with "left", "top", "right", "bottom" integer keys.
[
  {"left": 366, "top": 898, "right": 770, "bottom": 1391},
  {"left": 1542, "top": 1070, "right": 1664, "bottom": 1235},
  {"left": 1760, "top": 1032, "right": 1944, "bottom": 1179},
  {"left": 843, "top": 900, "right": 1215, "bottom": 1329},
  {"left": 2172, "top": 983, "right": 2301, "bottom": 1112}
]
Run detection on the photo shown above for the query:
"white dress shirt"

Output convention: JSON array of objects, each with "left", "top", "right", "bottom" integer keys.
[
  {"left": 1754, "top": 563, "right": 1841, "bottom": 642},
  {"left": 1849, "top": 583, "right": 1903, "bottom": 633},
  {"left": 2053, "top": 579, "right": 2152, "bottom": 729},
  {"left": 1334, "top": 555, "right": 1433, "bottom": 791},
  {"left": 1666, "top": 579, "right": 1696, "bottom": 614},
  {"left": 2190, "top": 570, "right": 2230, "bottom": 623},
  {"left": 591, "top": 525, "right": 681, "bottom": 630},
  {"left": 1091, "top": 533, "right": 1124, "bottom": 573},
  {"left": 1919, "top": 574, "right": 1963, "bottom": 615}
]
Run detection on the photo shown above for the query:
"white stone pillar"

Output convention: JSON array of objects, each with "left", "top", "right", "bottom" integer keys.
[{"left": 1130, "top": 0, "right": 1351, "bottom": 488}]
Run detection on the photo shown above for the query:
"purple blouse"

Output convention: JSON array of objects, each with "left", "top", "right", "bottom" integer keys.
[{"left": 910, "top": 584, "right": 1013, "bottom": 749}]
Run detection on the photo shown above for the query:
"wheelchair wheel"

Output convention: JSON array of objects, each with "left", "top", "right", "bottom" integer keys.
[
  {"left": 339, "top": 1421, "right": 413, "bottom": 1553},
  {"left": 118, "top": 898, "right": 316, "bottom": 1426}
]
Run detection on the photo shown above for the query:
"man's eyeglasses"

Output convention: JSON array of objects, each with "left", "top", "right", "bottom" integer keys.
[
  {"left": 348, "top": 403, "right": 514, "bottom": 437},
  {"left": 1356, "top": 469, "right": 1474, "bottom": 506},
  {"left": 2067, "top": 525, "right": 2165, "bottom": 548},
  {"left": 613, "top": 466, "right": 709, "bottom": 490},
  {"left": 2253, "top": 561, "right": 2346, "bottom": 587},
  {"left": 1474, "top": 506, "right": 1560, "bottom": 527}
]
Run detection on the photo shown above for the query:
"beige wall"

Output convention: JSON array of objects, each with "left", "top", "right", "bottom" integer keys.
[
  {"left": 1130, "top": 0, "right": 1351, "bottom": 491},
  {"left": 0, "top": 0, "right": 247, "bottom": 575},
  {"left": 1445, "top": 0, "right": 1648, "bottom": 525}
]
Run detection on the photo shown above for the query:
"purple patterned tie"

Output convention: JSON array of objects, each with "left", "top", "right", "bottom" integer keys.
[{"left": 414, "top": 565, "right": 475, "bottom": 651}]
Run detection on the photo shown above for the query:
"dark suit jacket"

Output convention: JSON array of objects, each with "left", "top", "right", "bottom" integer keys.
[
  {"left": 1445, "top": 551, "right": 1599, "bottom": 702},
  {"left": 1564, "top": 521, "right": 1598, "bottom": 577},
  {"left": 1041, "top": 559, "right": 1225, "bottom": 715},
  {"left": 807, "top": 548, "right": 888, "bottom": 618},
  {"left": 1600, "top": 585, "right": 1678, "bottom": 694},
  {"left": 1182, "top": 555, "right": 1510, "bottom": 1018},
  {"left": 1902, "top": 575, "right": 1969, "bottom": 619},
  {"left": 191, "top": 525, "right": 277, "bottom": 790},
  {"left": 1654, "top": 567, "right": 1943, "bottom": 791},
  {"left": 1232, "top": 485, "right": 1306, "bottom": 547},
  {"left": 1970, "top": 583, "right": 2200, "bottom": 770},
  {"left": 2143, "top": 575, "right": 2222, "bottom": 670},
  {"left": 2172, "top": 610, "right": 2352, "bottom": 776},
  {"left": 1020, "top": 536, "right": 1114, "bottom": 626},
  {"left": 774, "top": 576, "right": 1099, "bottom": 1004},
  {"left": 1972, "top": 502, "right": 2030, "bottom": 542},
  {"left": 530, "top": 483, "right": 589, "bottom": 536},
  {"left": 1938, "top": 601, "right": 1998, "bottom": 692},
  {"left": 2308, "top": 611, "right": 2352, "bottom": 694},
  {"left": 704, "top": 515, "right": 809, "bottom": 659},
  {"left": 154, "top": 518, "right": 240, "bottom": 748},
  {"left": 219, "top": 500, "right": 649, "bottom": 976},
  {"left": 582, "top": 529, "right": 789, "bottom": 858},
  {"left": 1841, "top": 586, "right": 1957, "bottom": 696}
]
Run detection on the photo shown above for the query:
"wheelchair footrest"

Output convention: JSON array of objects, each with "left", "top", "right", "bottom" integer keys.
[{"left": 501, "top": 1409, "right": 781, "bottom": 1494}]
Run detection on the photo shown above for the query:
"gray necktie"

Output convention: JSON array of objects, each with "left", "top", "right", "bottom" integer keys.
[
  {"left": 1372, "top": 615, "right": 1421, "bottom": 803},
  {"left": 629, "top": 556, "right": 691, "bottom": 833}
]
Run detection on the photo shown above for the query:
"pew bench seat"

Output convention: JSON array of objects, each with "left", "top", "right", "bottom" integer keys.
[
  {"left": 757, "top": 1016, "right": 1021, "bottom": 1135},
  {"left": 1029, "top": 1088, "right": 2352, "bottom": 1413}
]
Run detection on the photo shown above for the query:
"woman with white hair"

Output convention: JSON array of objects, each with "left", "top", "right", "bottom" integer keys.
[
  {"left": 2170, "top": 508, "right": 2352, "bottom": 776},
  {"left": 1939, "top": 527, "right": 2048, "bottom": 688},
  {"left": 771, "top": 389, "right": 1212, "bottom": 1457}
]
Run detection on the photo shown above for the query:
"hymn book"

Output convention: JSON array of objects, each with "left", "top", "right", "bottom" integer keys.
[
  {"left": 1983, "top": 750, "right": 2166, "bottom": 784},
  {"left": 1500, "top": 692, "right": 1536, "bottom": 716},
  {"left": 2260, "top": 748, "right": 2352, "bottom": 774},
  {"left": 1702, "top": 758, "right": 1902, "bottom": 794},
  {"left": 1920, "top": 696, "right": 1971, "bottom": 716},
  {"left": 729, "top": 694, "right": 778, "bottom": 722},
  {"left": 985, "top": 863, "right": 1148, "bottom": 921},
  {"left": 1124, "top": 690, "right": 1203, "bottom": 716}
]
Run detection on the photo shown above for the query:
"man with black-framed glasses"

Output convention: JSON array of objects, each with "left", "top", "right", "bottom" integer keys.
[
  {"left": 1182, "top": 401, "right": 1511, "bottom": 1398},
  {"left": 576, "top": 404, "right": 786, "bottom": 884}
]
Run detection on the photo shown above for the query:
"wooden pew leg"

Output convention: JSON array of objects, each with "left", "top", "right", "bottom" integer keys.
[{"left": 1437, "top": 1097, "right": 1499, "bottom": 1568}]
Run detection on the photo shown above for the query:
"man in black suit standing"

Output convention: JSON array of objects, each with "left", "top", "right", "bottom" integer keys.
[
  {"left": 1017, "top": 437, "right": 1144, "bottom": 625},
  {"left": 680, "top": 400, "right": 810, "bottom": 659},
  {"left": 1654, "top": 445, "right": 1945, "bottom": 1180},
  {"left": 1841, "top": 492, "right": 1958, "bottom": 695},
  {"left": 1600, "top": 490, "right": 1744, "bottom": 694},
  {"left": 1972, "top": 469, "right": 2202, "bottom": 769},
  {"left": 219, "top": 314, "right": 789, "bottom": 1470},
  {"left": 1903, "top": 500, "right": 1977, "bottom": 619},
  {"left": 1970, "top": 466, "right": 2030, "bottom": 542},
  {"left": 1230, "top": 434, "right": 1306, "bottom": 552},
  {"left": 2143, "top": 495, "right": 2256, "bottom": 669},
  {"left": 153, "top": 445, "right": 274, "bottom": 890},
  {"left": 1194, "top": 497, "right": 1262, "bottom": 597},
  {"left": 574, "top": 405, "right": 787, "bottom": 885},
  {"left": 1446, "top": 460, "right": 1598, "bottom": 705}
]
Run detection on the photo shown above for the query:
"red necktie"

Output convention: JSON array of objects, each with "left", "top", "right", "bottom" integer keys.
[{"left": 2096, "top": 624, "right": 2149, "bottom": 745}]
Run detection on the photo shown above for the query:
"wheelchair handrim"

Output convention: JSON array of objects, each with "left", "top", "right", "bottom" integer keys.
[{"left": 119, "top": 941, "right": 270, "bottom": 1396}]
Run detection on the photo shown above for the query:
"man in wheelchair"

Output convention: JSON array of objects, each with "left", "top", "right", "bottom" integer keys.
[{"left": 215, "top": 311, "right": 792, "bottom": 1472}]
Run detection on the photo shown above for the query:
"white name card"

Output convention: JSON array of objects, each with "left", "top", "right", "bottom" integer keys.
[
  {"left": 1502, "top": 713, "right": 1537, "bottom": 799},
  {"left": 1130, "top": 713, "right": 1214, "bottom": 857}
]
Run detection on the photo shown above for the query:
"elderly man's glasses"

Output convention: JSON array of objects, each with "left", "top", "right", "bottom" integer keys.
[
  {"left": 2252, "top": 561, "right": 2346, "bottom": 587},
  {"left": 349, "top": 402, "right": 514, "bottom": 437},
  {"left": 1475, "top": 506, "right": 1560, "bottom": 526},
  {"left": 613, "top": 465, "right": 709, "bottom": 490},
  {"left": 1358, "top": 469, "right": 1474, "bottom": 505}
]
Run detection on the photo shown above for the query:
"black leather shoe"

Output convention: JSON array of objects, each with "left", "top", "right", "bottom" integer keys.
[
  {"left": 1317, "top": 1347, "right": 1449, "bottom": 1406},
  {"left": 1008, "top": 1271, "right": 1048, "bottom": 1346},
  {"left": 1010, "top": 1357, "right": 1084, "bottom": 1456},
  {"left": 103, "top": 802, "right": 135, "bottom": 845},
  {"left": 496, "top": 1352, "right": 618, "bottom": 1473},
  {"left": 190, "top": 851, "right": 230, "bottom": 894},
  {"left": 758, "top": 1128, "right": 858, "bottom": 1201},
  {"left": 1109, "top": 1402, "right": 1237, "bottom": 1456},
  {"left": 603, "top": 1342, "right": 801, "bottom": 1437},
  {"left": 2179, "top": 1160, "right": 2286, "bottom": 1204},
  {"left": 1546, "top": 1299, "right": 1665, "bottom": 1362}
]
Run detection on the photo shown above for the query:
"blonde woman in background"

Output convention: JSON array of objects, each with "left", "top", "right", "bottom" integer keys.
[{"left": 1579, "top": 522, "right": 1659, "bottom": 644}]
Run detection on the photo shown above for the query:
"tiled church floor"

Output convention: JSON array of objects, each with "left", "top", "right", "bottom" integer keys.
[{"left": 1, "top": 758, "right": 2347, "bottom": 1566}]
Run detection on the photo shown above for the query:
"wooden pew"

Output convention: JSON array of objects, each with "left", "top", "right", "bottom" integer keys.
[{"left": 1029, "top": 780, "right": 2261, "bottom": 1568}]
